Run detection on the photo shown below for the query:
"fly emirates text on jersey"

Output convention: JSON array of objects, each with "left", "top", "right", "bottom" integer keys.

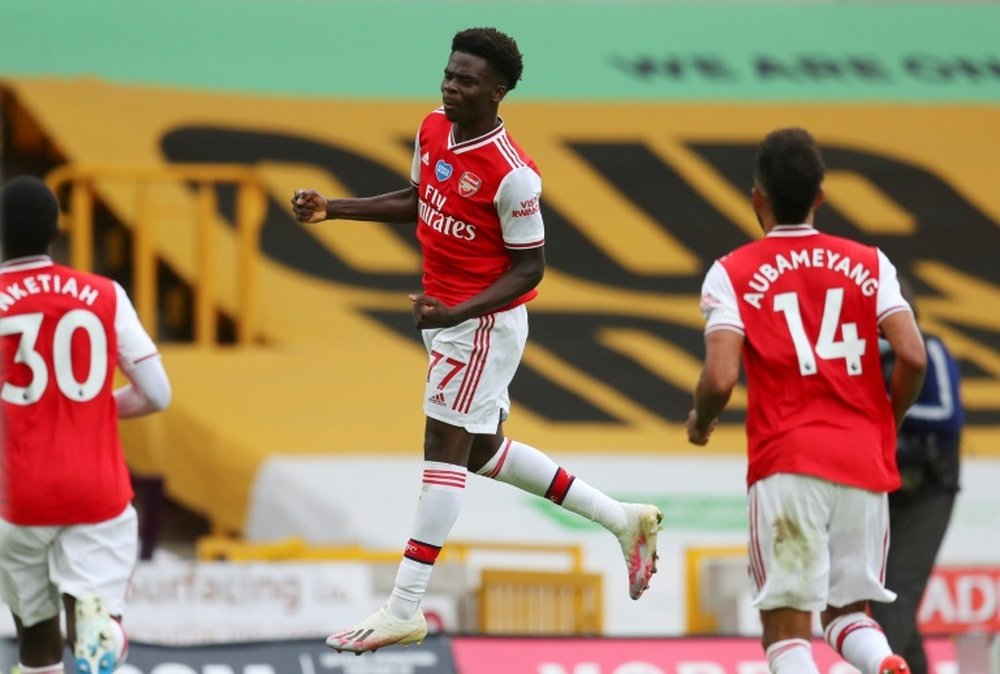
[
  {"left": 742, "top": 247, "right": 878, "bottom": 309},
  {"left": 419, "top": 184, "right": 477, "bottom": 241}
]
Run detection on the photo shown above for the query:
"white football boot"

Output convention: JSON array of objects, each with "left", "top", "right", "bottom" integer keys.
[
  {"left": 73, "top": 593, "right": 117, "bottom": 674},
  {"left": 326, "top": 605, "right": 428, "bottom": 654},
  {"left": 616, "top": 503, "right": 663, "bottom": 600}
]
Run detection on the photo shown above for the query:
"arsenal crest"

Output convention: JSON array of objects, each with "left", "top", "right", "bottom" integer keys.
[{"left": 458, "top": 171, "right": 482, "bottom": 197}]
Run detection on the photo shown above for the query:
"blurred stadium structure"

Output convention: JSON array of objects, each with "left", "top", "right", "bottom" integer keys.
[{"left": 2, "top": 0, "right": 1000, "bottom": 671}]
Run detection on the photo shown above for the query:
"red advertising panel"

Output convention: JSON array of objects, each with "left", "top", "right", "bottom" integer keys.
[
  {"left": 452, "top": 637, "right": 956, "bottom": 674},
  {"left": 921, "top": 566, "right": 1000, "bottom": 634}
]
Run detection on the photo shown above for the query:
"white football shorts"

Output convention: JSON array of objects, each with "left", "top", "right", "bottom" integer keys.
[
  {"left": 421, "top": 304, "right": 528, "bottom": 434},
  {"left": 747, "top": 473, "right": 895, "bottom": 612},
  {"left": 0, "top": 504, "right": 138, "bottom": 627}
]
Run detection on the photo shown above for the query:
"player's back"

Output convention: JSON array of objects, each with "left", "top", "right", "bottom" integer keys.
[
  {"left": 718, "top": 227, "right": 901, "bottom": 491},
  {"left": 0, "top": 256, "right": 132, "bottom": 525}
]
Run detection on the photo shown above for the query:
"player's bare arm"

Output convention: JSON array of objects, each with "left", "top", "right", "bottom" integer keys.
[
  {"left": 409, "top": 246, "right": 544, "bottom": 329},
  {"left": 688, "top": 329, "right": 743, "bottom": 445},
  {"left": 880, "top": 310, "right": 927, "bottom": 428},
  {"left": 291, "top": 186, "right": 419, "bottom": 224}
]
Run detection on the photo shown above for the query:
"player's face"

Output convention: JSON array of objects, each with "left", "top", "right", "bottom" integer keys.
[{"left": 441, "top": 51, "right": 507, "bottom": 125}]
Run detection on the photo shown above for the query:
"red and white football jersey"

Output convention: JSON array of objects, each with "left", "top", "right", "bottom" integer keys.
[
  {"left": 410, "top": 110, "right": 545, "bottom": 309},
  {"left": 0, "top": 256, "right": 158, "bottom": 525},
  {"left": 699, "top": 225, "right": 911, "bottom": 492}
]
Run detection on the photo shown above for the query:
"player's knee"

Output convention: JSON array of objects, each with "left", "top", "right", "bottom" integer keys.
[{"left": 821, "top": 600, "right": 867, "bottom": 629}]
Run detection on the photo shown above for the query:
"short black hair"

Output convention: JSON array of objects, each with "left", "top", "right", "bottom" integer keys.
[
  {"left": 754, "top": 127, "right": 826, "bottom": 225},
  {"left": 451, "top": 27, "right": 524, "bottom": 90},
  {"left": 1, "top": 175, "right": 59, "bottom": 258}
]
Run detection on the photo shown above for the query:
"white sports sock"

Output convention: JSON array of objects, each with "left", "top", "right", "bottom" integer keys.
[
  {"left": 110, "top": 617, "right": 128, "bottom": 663},
  {"left": 765, "top": 638, "right": 820, "bottom": 673},
  {"left": 388, "top": 461, "right": 466, "bottom": 620},
  {"left": 825, "top": 612, "right": 892, "bottom": 674},
  {"left": 18, "top": 664, "right": 64, "bottom": 674},
  {"left": 477, "top": 438, "right": 626, "bottom": 533}
]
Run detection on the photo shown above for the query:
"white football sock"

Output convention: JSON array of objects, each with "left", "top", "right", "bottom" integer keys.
[
  {"left": 825, "top": 612, "right": 892, "bottom": 674},
  {"left": 389, "top": 461, "right": 466, "bottom": 620},
  {"left": 766, "top": 638, "right": 820, "bottom": 673},
  {"left": 477, "top": 438, "right": 626, "bottom": 533},
  {"left": 109, "top": 617, "right": 128, "bottom": 663}
]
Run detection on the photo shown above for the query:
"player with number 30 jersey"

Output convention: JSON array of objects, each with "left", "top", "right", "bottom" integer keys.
[
  {"left": 0, "top": 257, "right": 158, "bottom": 524},
  {"left": 1, "top": 176, "right": 171, "bottom": 674}
]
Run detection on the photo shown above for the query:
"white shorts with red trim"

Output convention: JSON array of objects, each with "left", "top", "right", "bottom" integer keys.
[
  {"left": 421, "top": 304, "right": 528, "bottom": 434},
  {"left": 0, "top": 505, "right": 138, "bottom": 627},
  {"left": 747, "top": 473, "right": 895, "bottom": 612}
]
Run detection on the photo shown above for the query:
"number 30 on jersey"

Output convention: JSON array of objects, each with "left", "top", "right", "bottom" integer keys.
[{"left": 1, "top": 310, "right": 108, "bottom": 405}]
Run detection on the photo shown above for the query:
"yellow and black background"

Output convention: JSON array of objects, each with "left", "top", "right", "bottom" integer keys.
[{"left": 2, "top": 0, "right": 998, "bottom": 533}]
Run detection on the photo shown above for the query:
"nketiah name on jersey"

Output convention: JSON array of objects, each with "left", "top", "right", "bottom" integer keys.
[{"left": 0, "top": 273, "right": 102, "bottom": 312}]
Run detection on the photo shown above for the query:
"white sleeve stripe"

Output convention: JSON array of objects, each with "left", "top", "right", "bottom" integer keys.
[
  {"left": 878, "top": 305, "right": 911, "bottom": 322},
  {"left": 495, "top": 136, "right": 526, "bottom": 170},
  {"left": 134, "top": 352, "right": 161, "bottom": 364},
  {"left": 706, "top": 324, "right": 745, "bottom": 336},
  {"left": 495, "top": 139, "right": 520, "bottom": 169},
  {"left": 500, "top": 137, "right": 526, "bottom": 167},
  {"left": 505, "top": 239, "right": 544, "bottom": 249},
  {"left": 497, "top": 136, "right": 522, "bottom": 165},
  {"left": 906, "top": 339, "right": 955, "bottom": 421}
]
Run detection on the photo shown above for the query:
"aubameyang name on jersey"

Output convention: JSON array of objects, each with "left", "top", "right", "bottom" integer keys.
[
  {"left": 743, "top": 247, "right": 878, "bottom": 309},
  {"left": 419, "top": 184, "right": 477, "bottom": 241},
  {"left": 0, "top": 274, "right": 100, "bottom": 312}
]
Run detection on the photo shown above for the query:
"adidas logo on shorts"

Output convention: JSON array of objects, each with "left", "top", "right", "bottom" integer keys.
[{"left": 428, "top": 392, "right": 446, "bottom": 406}]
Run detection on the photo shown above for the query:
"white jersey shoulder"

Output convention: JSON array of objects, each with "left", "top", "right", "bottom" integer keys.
[
  {"left": 113, "top": 281, "right": 159, "bottom": 370},
  {"left": 495, "top": 165, "right": 544, "bottom": 250},
  {"left": 700, "top": 261, "right": 744, "bottom": 335}
]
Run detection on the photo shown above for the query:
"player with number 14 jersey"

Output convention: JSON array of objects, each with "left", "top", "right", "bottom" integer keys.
[{"left": 700, "top": 226, "right": 910, "bottom": 491}]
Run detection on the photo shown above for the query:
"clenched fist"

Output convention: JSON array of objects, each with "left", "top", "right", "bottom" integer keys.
[{"left": 291, "top": 189, "right": 329, "bottom": 224}]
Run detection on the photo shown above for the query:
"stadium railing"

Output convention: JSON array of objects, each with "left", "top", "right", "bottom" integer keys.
[
  {"left": 685, "top": 545, "right": 749, "bottom": 634},
  {"left": 45, "top": 164, "right": 266, "bottom": 346}
]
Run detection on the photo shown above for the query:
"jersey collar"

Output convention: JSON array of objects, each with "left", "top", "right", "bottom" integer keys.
[
  {"left": 0, "top": 255, "right": 54, "bottom": 273},
  {"left": 767, "top": 224, "right": 818, "bottom": 238},
  {"left": 448, "top": 117, "right": 506, "bottom": 154}
]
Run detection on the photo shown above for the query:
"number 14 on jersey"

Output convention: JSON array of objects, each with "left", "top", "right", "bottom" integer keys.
[{"left": 773, "top": 288, "right": 867, "bottom": 376}]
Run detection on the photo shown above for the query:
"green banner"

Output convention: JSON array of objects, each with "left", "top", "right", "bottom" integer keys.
[
  {"left": 530, "top": 495, "right": 748, "bottom": 532},
  {"left": 2, "top": 1, "right": 999, "bottom": 101}
]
